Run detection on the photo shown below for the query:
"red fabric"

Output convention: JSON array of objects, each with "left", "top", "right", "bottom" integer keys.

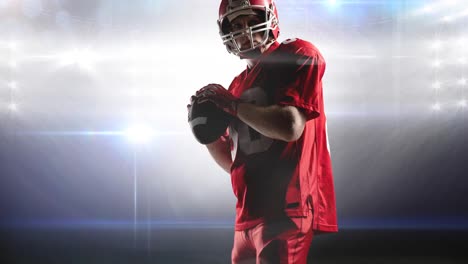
[
  {"left": 231, "top": 214, "right": 313, "bottom": 264},
  {"left": 227, "top": 39, "right": 338, "bottom": 234}
]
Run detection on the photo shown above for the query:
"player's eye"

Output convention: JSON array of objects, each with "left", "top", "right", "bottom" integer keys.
[
  {"left": 248, "top": 20, "right": 261, "bottom": 27},
  {"left": 248, "top": 17, "right": 263, "bottom": 26},
  {"left": 231, "top": 23, "right": 243, "bottom": 31}
]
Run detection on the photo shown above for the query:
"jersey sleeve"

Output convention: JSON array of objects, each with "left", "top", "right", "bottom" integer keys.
[{"left": 277, "top": 51, "right": 325, "bottom": 121}]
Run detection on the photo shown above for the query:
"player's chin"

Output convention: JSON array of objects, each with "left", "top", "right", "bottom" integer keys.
[{"left": 240, "top": 48, "right": 262, "bottom": 59}]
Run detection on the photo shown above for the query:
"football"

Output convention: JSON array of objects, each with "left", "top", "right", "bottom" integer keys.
[{"left": 188, "top": 99, "right": 232, "bottom": 144}]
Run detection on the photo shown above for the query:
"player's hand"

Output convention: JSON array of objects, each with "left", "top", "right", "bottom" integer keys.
[
  {"left": 186, "top": 95, "right": 197, "bottom": 122},
  {"left": 197, "top": 84, "right": 240, "bottom": 116}
]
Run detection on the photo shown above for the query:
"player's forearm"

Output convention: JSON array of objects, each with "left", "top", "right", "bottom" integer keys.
[
  {"left": 236, "top": 103, "right": 306, "bottom": 142},
  {"left": 206, "top": 137, "right": 232, "bottom": 174}
]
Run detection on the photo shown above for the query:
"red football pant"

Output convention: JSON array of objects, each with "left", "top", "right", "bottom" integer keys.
[{"left": 231, "top": 214, "right": 313, "bottom": 264}]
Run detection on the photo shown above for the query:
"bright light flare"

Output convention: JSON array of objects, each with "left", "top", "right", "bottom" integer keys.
[
  {"left": 457, "top": 37, "right": 467, "bottom": 46},
  {"left": 416, "top": 0, "right": 460, "bottom": 15},
  {"left": 8, "top": 103, "right": 17, "bottom": 112},
  {"left": 9, "top": 60, "right": 17, "bottom": 69},
  {"left": 8, "top": 81, "right": 17, "bottom": 90},
  {"left": 438, "top": 6, "right": 468, "bottom": 23},
  {"left": 441, "top": 16, "right": 453, "bottom": 22},
  {"left": 432, "top": 81, "right": 441, "bottom": 89},
  {"left": 8, "top": 41, "right": 18, "bottom": 51},
  {"left": 458, "top": 99, "right": 467, "bottom": 108},
  {"left": 125, "top": 125, "right": 154, "bottom": 144},
  {"left": 432, "top": 103, "right": 441, "bottom": 111},
  {"left": 459, "top": 78, "right": 467, "bottom": 86},
  {"left": 58, "top": 48, "right": 99, "bottom": 70},
  {"left": 422, "top": 6, "right": 434, "bottom": 14},
  {"left": 430, "top": 40, "right": 442, "bottom": 50}
]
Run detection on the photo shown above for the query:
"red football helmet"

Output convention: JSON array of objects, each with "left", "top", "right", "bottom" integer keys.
[{"left": 218, "top": 0, "right": 280, "bottom": 56}]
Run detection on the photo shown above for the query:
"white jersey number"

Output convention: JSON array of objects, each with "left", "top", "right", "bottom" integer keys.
[
  {"left": 282, "top": 38, "right": 298, "bottom": 45},
  {"left": 230, "top": 87, "right": 274, "bottom": 159}
]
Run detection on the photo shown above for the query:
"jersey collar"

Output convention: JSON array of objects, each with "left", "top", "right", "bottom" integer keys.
[{"left": 246, "top": 41, "right": 280, "bottom": 72}]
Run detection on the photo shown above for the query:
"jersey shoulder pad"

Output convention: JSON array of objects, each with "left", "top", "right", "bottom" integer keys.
[{"left": 279, "top": 38, "right": 322, "bottom": 58}]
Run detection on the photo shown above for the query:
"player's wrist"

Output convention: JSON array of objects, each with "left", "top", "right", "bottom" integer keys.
[
  {"left": 231, "top": 98, "right": 244, "bottom": 117},
  {"left": 231, "top": 99, "right": 239, "bottom": 116}
]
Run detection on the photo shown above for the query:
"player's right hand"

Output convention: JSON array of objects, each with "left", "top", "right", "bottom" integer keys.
[
  {"left": 197, "top": 84, "right": 240, "bottom": 116},
  {"left": 187, "top": 95, "right": 198, "bottom": 122}
]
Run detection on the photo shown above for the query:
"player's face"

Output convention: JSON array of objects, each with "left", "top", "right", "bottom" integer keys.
[{"left": 229, "top": 15, "right": 266, "bottom": 52}]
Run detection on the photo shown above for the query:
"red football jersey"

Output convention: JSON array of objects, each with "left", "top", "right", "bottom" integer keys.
[{"left": 227, "top": 38, "right": 338, "bottom": 233}]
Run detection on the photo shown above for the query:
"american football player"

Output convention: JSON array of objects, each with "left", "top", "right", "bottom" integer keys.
[{"left": 187, "top": 0, "right": 338, "bottom": 263}]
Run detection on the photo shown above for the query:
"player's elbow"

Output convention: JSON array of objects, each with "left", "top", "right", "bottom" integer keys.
[
  {"left": 283, "top": 120, "right": 305, "bottom": 142},
  {"left": 281, "top": 107, "right": 306, "bottom": 142}
]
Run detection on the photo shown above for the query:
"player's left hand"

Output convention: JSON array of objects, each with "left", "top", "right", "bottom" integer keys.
[{"left": 197, "top": 83, "right": 240, "bottom": 116}]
